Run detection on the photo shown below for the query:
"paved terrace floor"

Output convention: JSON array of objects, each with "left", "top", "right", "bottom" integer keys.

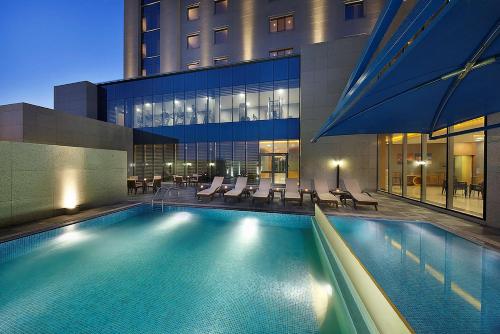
[{"left": 1, "top": 187, "right": 500, "bottom": 251}]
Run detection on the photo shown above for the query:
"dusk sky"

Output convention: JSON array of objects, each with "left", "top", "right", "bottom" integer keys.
[{"left": 0, "top": 0, "right": 123, "bottom": 108}]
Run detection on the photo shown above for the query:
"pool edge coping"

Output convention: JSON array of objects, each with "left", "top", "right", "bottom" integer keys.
[{"left": 0, "top": 202, "right": 144, "bottom": 245}]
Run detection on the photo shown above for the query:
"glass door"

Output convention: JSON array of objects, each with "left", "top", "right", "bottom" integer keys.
[{"left": 259, "top": 154, "right": 287, "bottom": 185}]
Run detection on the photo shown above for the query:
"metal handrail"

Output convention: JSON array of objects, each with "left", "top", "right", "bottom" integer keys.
[{"left": 151, "top": 185, "right": 181, "bottom": 212}]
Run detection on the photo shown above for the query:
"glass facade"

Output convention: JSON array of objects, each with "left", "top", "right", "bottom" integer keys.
[
  {"left": 101, "top": 56, "right": 301, "bottom": 184},
  {"left": 131, "top": 140, "right": 299, "bottom": 184},
  {"left": 377, "top": 117, "right": 485, "bottom": 218}
]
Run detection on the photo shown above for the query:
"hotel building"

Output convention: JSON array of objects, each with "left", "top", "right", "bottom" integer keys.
[{"left": 52, "top": 0, "right": 499, "bottom": 224}]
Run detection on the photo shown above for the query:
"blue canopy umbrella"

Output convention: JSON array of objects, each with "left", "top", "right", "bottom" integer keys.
[{"left": 312, "top": 0, "right": 500, "bottom": 141}]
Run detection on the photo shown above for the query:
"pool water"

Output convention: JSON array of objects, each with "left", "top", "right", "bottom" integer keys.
[
  {"left": 330, "top": 216, "right": 500, "bottom": 334},
  {"left": 0, "top": 206, "right": 353, "bottom": 333}
]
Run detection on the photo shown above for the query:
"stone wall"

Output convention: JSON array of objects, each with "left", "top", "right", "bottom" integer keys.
[
  {"left": 300, "top": 38, "right": 378, "bottom": 190},
  {"left": 0, "top": 103, "right": 134, "bottom": 175},
  {"left": 0, "top": 141, "right": 127, "bottom": 226}
]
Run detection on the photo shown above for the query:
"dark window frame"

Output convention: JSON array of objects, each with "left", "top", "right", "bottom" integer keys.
[
  {"left": 187, "top": 33, "right": 201, "bottom": 49},
  {"left": 214, "top": 27, "right": 229, "bottom": 44},
  {"left": 214, "top": 0, "right": 228, "bottom": 14},
  {"left": 269, "top": 14, "right": 294, "bottom": 33},
  {"left": 187, "top": 61, "right": 200, "bottom": 70},
  {"left": 345, "top": 1, "right": 365, "bottom": 20},
  {"left": 214, "top": 56, "right": 229, "bottom": 66},
  {"left": 187, "top": 3, "right": 200, "bottom": 21},
  {"left": 269, "top": 48, "right": 293, "bottom": 57}
]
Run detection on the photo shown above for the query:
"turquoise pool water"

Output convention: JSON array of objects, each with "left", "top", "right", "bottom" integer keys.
[
  {"left": 330, "top": 216, "right": 500, "bottom": 333},
  {"left": 0, "top": 206, "right": 352, "bottom": 333}
]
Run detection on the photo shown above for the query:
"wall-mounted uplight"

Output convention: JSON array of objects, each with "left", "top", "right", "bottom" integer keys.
[
  {"left": 165, "top": 162, "right": 173, "bottom": 166},
  {"left": 208, "top": 162, "right": 215, "bottom": 167},
  {"left": 329, "top": 159, "right": 343, "bottom": 168},
  {"left": 415, "top": 160, "right": 428, "bottom": 166},
  {"left": 329, "top": 159, "right": 343, "bottom": 189}
]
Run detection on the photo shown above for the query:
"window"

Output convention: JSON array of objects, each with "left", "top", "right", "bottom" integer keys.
[
  {"left": 142, "top": 30, "right": 160, "bottom": 57},
  {"left": 141, "top": 1, "right": 160, "bottom": 76},
  {"left": 269, "top": 14, "right": 294, "bottom": 33},
  {"left": 214, "top": 0, "right": 228, "bottom": 14},
  {"left": 214, "top": 57, "right": 229, "bottom": 66},
  {"left": 187, "top": 61, "right": 200, "bottom": 70},
  {"left": 269, "top": 48, "right": 293, "bottom": 57},
  {"left": 187, "top": 4, "right": 200, "bottom": 21},
  {"left": 214, "top": 27, "right": 229, "bottom": 44},
  {"left": 345, "top": 1, "right": 364, "bottom": 20},
  {"left": 187, "top": 33, "right": 200, "bottom": 49},
  {"left": 142, "top": 57, "right": 160, "bottom": 76},
  {"left": 377, "top": 117, "right": 486, "bottom": 218},
  {"left": 142, "top": 2, "right": 160, "bottom": 31}
]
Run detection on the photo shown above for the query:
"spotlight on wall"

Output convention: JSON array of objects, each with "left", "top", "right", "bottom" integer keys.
[
  {"left": 415, "top": 160, "right": 428, "bottom": 166},
  {"left": 329, "top": 159, "right": 343, "bottom": 189},
  {"left": 208, "top": 162, "right": 215, "bottom": 166},
  {"left": 165, "top": 162, "right": 173, "bottom": 166}
]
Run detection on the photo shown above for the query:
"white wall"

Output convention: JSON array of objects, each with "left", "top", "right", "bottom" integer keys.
[
  {"left": 300, "top": 38, "right": 378, "bottom": 190},
  {"left": 0, "top": 141, "right": 127, "bottom": 226}
]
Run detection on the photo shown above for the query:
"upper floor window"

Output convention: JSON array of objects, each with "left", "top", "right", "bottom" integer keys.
[
  {"left": 214, "top": 0, "right": 228, "bottom": 14},
  {"left": 214, "top": 57, "right": 229, "bottom": 66},
  {"left": 142, "top": 2, "right": 160, "bottom": 32},
  {"left": 269, "top": 14, "right": 294, "bottom": 33},
  {"left": 187, "top": 33, "right": 200, "bottom": 49},
  {"left": 187, "top": 61, "right": 200, "bottom": 70},
  {"left": 187, "top": 4, "right": 200, "bottom": 21},
  {"left": 214, "top": 27, "right": 229, "bottom": 44},
  {"left": 345, "top": 1, "right": 364, "bottom": 20},
  {"left": 269, "top": 48, "right": 293, "bottom": 57}
]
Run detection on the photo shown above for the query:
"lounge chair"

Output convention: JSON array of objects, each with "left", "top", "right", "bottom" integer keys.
[
  {"left": 314, "top": 178, "right": 339, "bottom": 208},
  {"left": 252, "top": 178, "right": 272, "bottom": 203},
  {"left": 284, "top": 178, "right": 302, "bottom": 206},
  {"left": 224, "top": 176, "right": 248, "bottom": 201},
  {"left": 197, "top": 176, "right": 224, "bottom": 200},
  {"left": 343, "top": 178, "right": 378, "bottom": 210}
]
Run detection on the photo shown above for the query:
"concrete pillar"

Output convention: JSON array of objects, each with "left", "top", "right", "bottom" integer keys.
[
  {"left": 160, "top": 0, "right": 181, "bottom": 73},
  {"left": 486, "top": 113, "right": 500, "bottom": 226},
  {"left": 402, "top": 134, "right": 408, "bottom": 196},
  {"left": 421, "top": 135, "right": 428, "bottom": 202},
  {"left": 124, "top": 0, "right": 141, "bottom": 79}
]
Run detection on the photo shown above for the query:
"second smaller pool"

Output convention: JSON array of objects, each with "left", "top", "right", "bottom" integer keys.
[{"left": 330, "top": 216, "right": 500, "bottom": 334}]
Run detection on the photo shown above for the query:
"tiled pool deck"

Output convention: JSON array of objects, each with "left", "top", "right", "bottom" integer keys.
[{"left": 2, "top": 188, "right": 500, "bottom": 250}]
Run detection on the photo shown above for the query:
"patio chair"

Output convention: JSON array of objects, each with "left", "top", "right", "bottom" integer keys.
[
  {"left": 284, "top": 178, "right": 302, "bottom": 206},
  {"left": 314, "top": 178, "right": 339, "bottom": 208},
  {"left": 469, "top": 181, "right": 484, "bottom": 199},
  {"left": 224, "top": 177, "right": 248, "bottom": 202},
  {"left": 127, "top": 176, "right": 143, "bottom": 194},
  {"left": 190, "top": 174, "right": 199, "bottom": 186},
  {"left": 252, "top": 178, "right": 272, "bottom": 203},
  {"left": 343, "top": 178, "right": 378, "bottom": 210},
  {"left": 147, "top": 176, "right": 162, "bottom": 192},
  {"left": 197, "top": 176, "right": 224, "bottom": 200}
]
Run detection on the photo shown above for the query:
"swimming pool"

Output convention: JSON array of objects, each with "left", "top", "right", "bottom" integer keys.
[
  {"left": 0, "top": 206, "right": 354, "bottom": 333},
  {"left": 330, "top": 216, "right": 500, "bottom": 333}
]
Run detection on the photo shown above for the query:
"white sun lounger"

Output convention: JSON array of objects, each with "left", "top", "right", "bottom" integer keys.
[
  {"left": 224, "top": 177, "right": 248, "bottom": 201},
  {"left": 284, "top": 178, "right": 302, "bottom": 206},
  {"left": 314, "top": 178, "right": 339, "bottom": 208},
  {"left": 252, "top": 178, "right": 272, "bottom": 203},
  {"left": 197, "top": 176, "right": 224, "bottom": 200},
  {"left": 343, "top": 178, "right": 378, "bottom": 210}
]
